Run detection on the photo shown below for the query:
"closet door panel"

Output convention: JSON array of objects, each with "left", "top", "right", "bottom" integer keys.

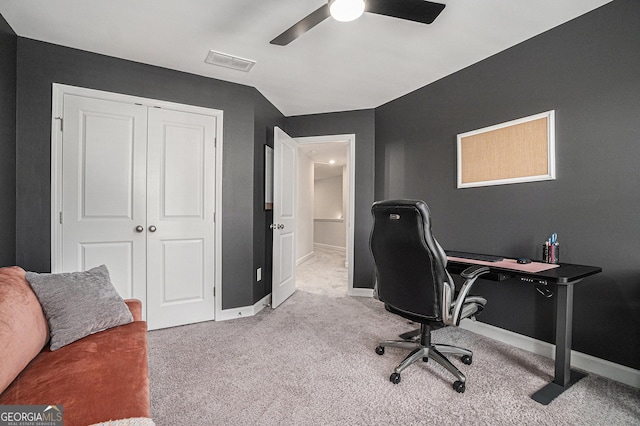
[
  {"left": 163, "top": 125, "right": 205, "bottom": 218},
  {"left": 161, "top": 239, "right": 204, "bottom": 302},
  {"left": 61, "top": 94, "right": 147, "bottom": 307},
  {"left": 146, "top": 108, "right": 216, "bottom": 330},
  {"left": 81, "top": 242, "right": 134, "bottom": 298}
]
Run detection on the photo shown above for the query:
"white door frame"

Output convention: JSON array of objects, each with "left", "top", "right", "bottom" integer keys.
[
  {"left": 295, "top": 134, "right": 361, "bottom": 296},
  {"left": 50, "top": 83, "right": 224, "bottom": 319}
]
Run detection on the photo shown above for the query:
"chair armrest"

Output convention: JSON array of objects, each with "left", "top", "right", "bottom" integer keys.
[
  {"left": 125, "top": 299, "right": 143, "bottom": 322},
  {"left": 448, "top": 265, "right": 490, "bottom": 326},
  {"left": 460, "top": 265, "right": 490, "bottom": 280}
]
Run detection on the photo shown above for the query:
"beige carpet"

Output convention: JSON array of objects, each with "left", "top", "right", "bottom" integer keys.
[
  {"left": 296, "top": 246, "right": 348, "bottom": 298},
  {"left": 148, "top": 247, "right": 640, "bottom": 425}
]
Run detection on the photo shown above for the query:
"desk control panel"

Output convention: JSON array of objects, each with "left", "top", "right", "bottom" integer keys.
[
  {"left": 520, "top": 276, "right": 548, "bottom": 286},
  {"left": 521, "top": 276, "right": 554, "bottom": 297}
]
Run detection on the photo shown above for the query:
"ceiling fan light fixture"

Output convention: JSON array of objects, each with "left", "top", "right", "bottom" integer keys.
[{"left": 329, "top": 0, "right": 365, "bottom": 22}]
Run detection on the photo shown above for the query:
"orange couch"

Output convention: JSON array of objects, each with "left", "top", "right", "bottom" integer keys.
[{"left": 0, "top": 267, "right": 151, "bottom": 426}]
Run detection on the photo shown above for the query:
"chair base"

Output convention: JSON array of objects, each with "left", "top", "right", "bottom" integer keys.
[{"left": 376, "top": 324, "right": 472, "bottom": 391}]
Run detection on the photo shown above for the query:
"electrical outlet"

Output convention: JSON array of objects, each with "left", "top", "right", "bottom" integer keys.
[{"left": 257, "top": 267, "right": 262, "bottom": 282}]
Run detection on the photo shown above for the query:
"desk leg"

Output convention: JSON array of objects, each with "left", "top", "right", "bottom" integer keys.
[
  {"left": 531, "top": 282, "right": 586, "bottom": 405},
  {"left": 555, "top": 283, "right": 573, "bottom": 386}
]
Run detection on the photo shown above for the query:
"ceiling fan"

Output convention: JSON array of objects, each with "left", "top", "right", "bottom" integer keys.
[{"left": 270, "top": 0, "right": 446, "bottom": 46}]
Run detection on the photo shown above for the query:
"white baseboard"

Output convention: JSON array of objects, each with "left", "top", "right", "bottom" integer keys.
[
  {"left": 349, "top": 287, "right": 374, "bottom": 297},
  {"left": 314, "top": 243, "right": 346, "bottom": 252},
  {"left": 216, "top": 294, "right": 272, "bottom": 321},
  {"left": 460, "top": 319, "right": 640, "bottom": 389},
  {"left": 296, "top": 251, "right": 314, "bottom": 266}
]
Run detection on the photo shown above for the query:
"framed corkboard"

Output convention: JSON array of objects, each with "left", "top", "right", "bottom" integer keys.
[{"left": 457, "top": 111, "right": 555, "bottom": 188}]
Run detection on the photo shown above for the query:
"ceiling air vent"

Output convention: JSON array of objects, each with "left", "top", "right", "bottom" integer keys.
[{"left": 205, "top": 50, "right": 256, "bottom": 72}]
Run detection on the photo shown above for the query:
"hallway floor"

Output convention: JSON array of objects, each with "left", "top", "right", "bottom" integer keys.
[{"left": 296, "top": 246, "right": 347, "bottom": 298}]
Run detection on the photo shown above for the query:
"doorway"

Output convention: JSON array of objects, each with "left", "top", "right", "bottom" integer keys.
[{"left": 295, "top": 134, "right": 355, "bottom": 296}]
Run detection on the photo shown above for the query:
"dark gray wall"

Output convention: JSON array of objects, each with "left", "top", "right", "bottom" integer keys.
[
  {"left": 285, "top": 109, "right": 376, "bottom": 289},
  {"left": 14, "top": 38, "right": 275, "bottom": 310},
  {"left": 0, "top": 15, "right": 16, "bottom": 266},
  {"left": 374, "top": 0, "right": 640, "bottom": 369},
  {"left": 253, "top": 91, "right": 285, "bottom": 303}
]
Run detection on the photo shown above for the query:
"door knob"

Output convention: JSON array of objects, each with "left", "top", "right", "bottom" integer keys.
[
  {"left": 135, "top": 225, "right": 144, "bottom": 233},
  {"left": 278, "top": 224, "right": 284, "bottom": 229},
  {"left": 270, "top": 224, "right": 277, "bottom": 230},
  {"left": 149, "top": 225, "right": 157, "bottom": 232}
]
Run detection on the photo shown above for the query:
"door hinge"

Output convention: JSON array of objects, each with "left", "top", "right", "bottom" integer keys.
[
  {"left": 59, "top": 211, "right": 63, "bottom": 224},
  {"left": 213, "top": 287, "right": 216, "bottom": 297},
  {"left": 213, "top": 212, "right": 216, "bottom": 222},
  {"left": 55, "top": 117, "right": 63, "bottom": 132}
]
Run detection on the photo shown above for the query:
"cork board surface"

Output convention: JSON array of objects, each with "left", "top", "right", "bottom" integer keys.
[{"left": 457, "top": 111, "right": 554, "bottom": 188}]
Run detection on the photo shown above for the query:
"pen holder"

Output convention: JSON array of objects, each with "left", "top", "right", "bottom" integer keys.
[{"left": 543, "top": 243, "right": 560, "bottom": 264}]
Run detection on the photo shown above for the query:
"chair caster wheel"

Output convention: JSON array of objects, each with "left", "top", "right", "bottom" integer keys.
[
  {"left": 453, "top": 381, "right": 465, "bottom": 393},
  {"left": 461, "top": 355, "right": 472, "bottom": 365},
  {"left": 390, "top": 373, "right": 401, "bottom": 384},
  {"left": 375, "top": 346, "right": 385, "bottom": 355}
]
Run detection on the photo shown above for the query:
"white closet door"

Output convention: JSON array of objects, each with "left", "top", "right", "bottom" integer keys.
[
  {"left": 61, "top": 94, "right": 148, "bottom": 305},
  {"left": 145, "top": 108, "right": 216, "bottom": 330}
]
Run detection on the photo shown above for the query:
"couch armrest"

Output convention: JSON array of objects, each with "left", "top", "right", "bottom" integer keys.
[{"left": 124, "top": 299, "right": 143, "bottom": 322}]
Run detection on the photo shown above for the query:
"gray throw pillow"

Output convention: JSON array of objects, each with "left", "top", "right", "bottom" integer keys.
[{"left": 26, "top": 265, "right": 133, "bottom": 351}]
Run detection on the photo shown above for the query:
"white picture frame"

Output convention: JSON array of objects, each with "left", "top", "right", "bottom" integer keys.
[{"left": 457, "top": 110, "right": 556, "bottom": 188}]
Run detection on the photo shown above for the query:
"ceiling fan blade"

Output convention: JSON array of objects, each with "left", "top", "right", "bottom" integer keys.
[
  {"left": 270, "top": 4, "right": 331, "bottom": 46},
  {"left": 366, "top": 0, "right": 446, "bottom": 24}
]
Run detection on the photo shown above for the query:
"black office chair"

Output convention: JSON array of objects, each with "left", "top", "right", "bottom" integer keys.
[{"left": 370, "top": 200, "right": 489, "bottom": 393}]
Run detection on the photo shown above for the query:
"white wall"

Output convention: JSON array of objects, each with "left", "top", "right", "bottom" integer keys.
[
  {"left": 296, "top": 150, "right": 314, "bottom": 263},
  {"left": 314, "top": 175, "right": 343, "bottom": 219},
  {"left": 314, "top": 175, "right": 345, "bottom": 249},
  {"left": 314, "top": 219, "right": 346, "bottom": 248}
]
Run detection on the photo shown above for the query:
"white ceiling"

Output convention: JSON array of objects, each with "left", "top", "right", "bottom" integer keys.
[
  {"left": 299, "top": 141, "right": 349, "bottom": 180},
  {"left": 0, "top": 0, "right": 612, "bottom": 116}
]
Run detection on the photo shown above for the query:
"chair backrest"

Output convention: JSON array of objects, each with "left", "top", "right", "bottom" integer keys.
[{"left": 370, "top": 200, "right": 450, "bottom": 322}]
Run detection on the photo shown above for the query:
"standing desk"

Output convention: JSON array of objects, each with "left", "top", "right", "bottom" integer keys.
[{"left": 446, "top": 256, "right": 602, "bottom": 405}]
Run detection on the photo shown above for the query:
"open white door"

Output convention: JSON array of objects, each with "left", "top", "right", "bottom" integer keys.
[{"left": 271, "top": 127, "right": 297, "bottom": 308}]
